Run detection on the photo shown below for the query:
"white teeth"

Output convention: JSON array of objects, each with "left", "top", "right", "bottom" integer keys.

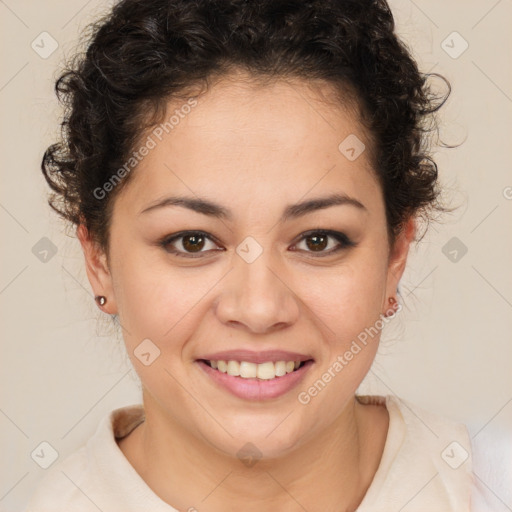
[
  {"left": 240, "top": 361, "right": 257, "bottom": 378},
  {"left": 227, "top": 360, "right": 240, "bottom": 376},
  {"left": 207, "top": 359, "right": 304, "bottom": 379},
  {"left": 275, "top": 361, "right": 287, "bottom": 377},
  {"left": 257, "top": 361, "right": 276, "bottom": 380}
]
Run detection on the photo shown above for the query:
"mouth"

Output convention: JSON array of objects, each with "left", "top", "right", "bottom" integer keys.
[
  {"left": 199, "top": 359, "right": 309, "bottom": 380},
  {"left": 195, "top": 352, "right": 314, "bottom": 401}
]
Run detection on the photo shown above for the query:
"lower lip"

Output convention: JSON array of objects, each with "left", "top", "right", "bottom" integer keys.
[{"left": 196, "top": 360, "right": 314, "bottom": 401}]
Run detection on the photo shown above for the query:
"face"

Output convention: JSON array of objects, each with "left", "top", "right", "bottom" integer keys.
[{"left": 79, "top": 73, "right": 412, "bottom": 459}]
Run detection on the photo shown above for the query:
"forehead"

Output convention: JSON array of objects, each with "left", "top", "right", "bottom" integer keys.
[{"left": 115, "top": 75, "right": 381, "bottom": 217}]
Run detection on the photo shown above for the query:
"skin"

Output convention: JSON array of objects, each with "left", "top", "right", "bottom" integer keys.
[{"left": 78, "top": 71, "right": 415, "bottom": 512}]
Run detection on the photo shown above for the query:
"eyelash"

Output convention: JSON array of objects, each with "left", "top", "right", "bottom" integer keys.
[{"left": 158, "top": 229, "right": 356, "bottom": 259}]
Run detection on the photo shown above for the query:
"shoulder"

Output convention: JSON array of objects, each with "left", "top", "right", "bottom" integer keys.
[
  {"left": 375, "top": 394, "right": 511, "bottom": 512},
  {"left": 468, "top": 415, "right": 512, "bottom": 511},
  {"left": 393, "top": 396, "right": 512, "bottom": 511},
  {"left": 356, "top": 394, "right": 475, "bottom": 511},
  {"left": 23, "top": 445, "right": 96, "bottom": 512},
  {"left": 24, "top": 404, "right": 146, "bottom": 512}
]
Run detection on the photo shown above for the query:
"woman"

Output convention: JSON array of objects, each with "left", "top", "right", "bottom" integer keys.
[{"left": 25, "top": 0, "right": 497, "bottom": 510}]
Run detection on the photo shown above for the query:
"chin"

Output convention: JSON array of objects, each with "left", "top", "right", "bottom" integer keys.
[{"left": 198, "top": 414, "right": 310, "bottom": 462}]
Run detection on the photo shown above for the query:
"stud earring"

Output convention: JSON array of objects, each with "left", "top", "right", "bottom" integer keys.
[
  {"left": 384, "top": 296, "right": 399, "bottom": 317},
  {"left": 95, "top": 295, "right": 107, "bottom": 306}
]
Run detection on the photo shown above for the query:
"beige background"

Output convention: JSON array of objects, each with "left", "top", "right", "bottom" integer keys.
[{"left": 1, "top": 0, "right": 511, "bottom": 510}]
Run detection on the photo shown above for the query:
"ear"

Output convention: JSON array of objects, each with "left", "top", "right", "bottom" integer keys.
[
  {"left": 382, "top": 216, "right": 416, "bottom": 311},
  {"left": 76, "top": 223, "right": 118, "bottom": 315}
]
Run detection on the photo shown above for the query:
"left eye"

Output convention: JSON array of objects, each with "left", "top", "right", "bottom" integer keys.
[
  {"left": 159, "top": 230, "right": 355, "bottom": 258},
  {"left": 292, "top": 230, "right": 354, "bottom": 255}
]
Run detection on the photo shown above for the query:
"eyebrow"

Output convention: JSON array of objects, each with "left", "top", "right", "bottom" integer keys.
[{"left": 138, "top": 192, "right": 367, "bottom": 222}]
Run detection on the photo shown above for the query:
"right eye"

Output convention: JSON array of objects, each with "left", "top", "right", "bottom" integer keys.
[{"left": 159, "top": 231, "right": 223, "bottom": 258}]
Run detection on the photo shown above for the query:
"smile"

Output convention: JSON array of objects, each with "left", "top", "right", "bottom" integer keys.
[
  {"left": 204, "top": 359, "right": 305, "bottom": 380},
  {"left": 196, "top": 357, "right": 314, "bottom": 401}
]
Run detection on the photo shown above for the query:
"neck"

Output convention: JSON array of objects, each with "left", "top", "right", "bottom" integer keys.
[{"left": 119, "top": 394, "right": 386, "bottom": 512}]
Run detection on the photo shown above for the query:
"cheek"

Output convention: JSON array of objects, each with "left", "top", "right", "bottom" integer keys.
[
  {"left": 300, "top": 253, "right": 388, "bottom": 343},
  {"left": 294, "top": 259, "right": 389, "bottom": 413},
  {"left": 111, "top": 258, "right": 209, "bottom": 396},
  {"left": 111, "top": 251, "right": 235, "bottom": 380},
  {"left": 110, "top": 246, "right": 197, "bottom": 347}
]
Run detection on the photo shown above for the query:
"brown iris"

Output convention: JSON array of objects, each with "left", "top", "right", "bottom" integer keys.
[
  {"left": 305, "top": 233, "right": 328, "bottom": 252},
  {"left": 181, "top": 234, "right": 206, "bottom": 252}
]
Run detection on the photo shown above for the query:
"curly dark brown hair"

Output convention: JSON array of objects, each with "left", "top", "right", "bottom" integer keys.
[{"left": 42, "top": 0, "right": 451, "bottom": 253}]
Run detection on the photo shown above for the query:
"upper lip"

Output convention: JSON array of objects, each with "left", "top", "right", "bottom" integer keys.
[{"left": 198, "top": 350, "right": 314, "bottom": 364}]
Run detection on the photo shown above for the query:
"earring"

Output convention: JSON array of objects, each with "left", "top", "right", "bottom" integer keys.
[
  {"left": 384, "top": 296, "right": 398, "bottom": 317},
  {"left": 95, "top": 295, "right": 107, "bottom": 306}
]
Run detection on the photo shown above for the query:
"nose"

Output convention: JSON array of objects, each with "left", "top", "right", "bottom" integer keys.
[{"left": 213, "top": 248, "right": 300, "bottom": 335}]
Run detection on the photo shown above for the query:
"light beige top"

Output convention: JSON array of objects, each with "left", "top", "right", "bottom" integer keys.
[{"left": 24, "top": 395, "right": 504, "bottom": 511}]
